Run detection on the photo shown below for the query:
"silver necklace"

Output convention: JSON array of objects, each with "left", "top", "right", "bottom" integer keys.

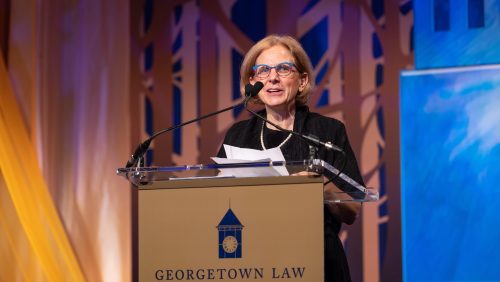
[{"left": 260, "top": 121, "right": 293, "bottom": 150}]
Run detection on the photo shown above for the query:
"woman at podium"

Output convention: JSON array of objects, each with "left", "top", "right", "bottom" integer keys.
[{"left": 217, "top": 34, "right": 365, "bottom": 282}]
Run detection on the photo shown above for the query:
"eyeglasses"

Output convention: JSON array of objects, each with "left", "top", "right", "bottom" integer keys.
[{"left": 252, "top": 62, "right": 297, "bottom": 79}]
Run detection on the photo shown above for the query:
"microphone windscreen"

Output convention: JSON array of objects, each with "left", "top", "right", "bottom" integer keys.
[
  {"left": 244, "top": 84, "right": 253, "bottom": 97},
  {"left": 252, "top": 82, "right": 264, "bottom": 97}
]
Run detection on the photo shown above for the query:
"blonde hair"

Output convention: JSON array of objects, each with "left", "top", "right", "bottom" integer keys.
[{"left": 240, "top": 34, "right": 315, "bottom": 106}]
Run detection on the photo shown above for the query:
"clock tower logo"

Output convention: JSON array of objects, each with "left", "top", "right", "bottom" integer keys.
[{"left": 217, "top": 205, "right": 244, "bottom": 258}]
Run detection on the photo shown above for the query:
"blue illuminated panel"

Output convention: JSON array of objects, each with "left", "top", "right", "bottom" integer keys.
[
  {"left": 400, "top": 65, "right": 500, "bottom": 281},
  {"left": 414, "top": 0, "right": 500, "bottom": 69}
]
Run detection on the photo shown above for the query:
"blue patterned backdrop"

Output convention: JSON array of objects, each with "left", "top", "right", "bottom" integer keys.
[
  {"left": 401, "top": 66, "right": 500, "bottom": 281},
  {"left": 414, "top": 0, "right": 500, "bottom": 68},
  {"left": 401, "top": 0, "right": 500, "bottom": 280}
]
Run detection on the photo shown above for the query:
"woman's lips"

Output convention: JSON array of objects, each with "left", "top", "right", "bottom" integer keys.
[{"left": 266, "top": 88, "right": 283, "bottom": 95}]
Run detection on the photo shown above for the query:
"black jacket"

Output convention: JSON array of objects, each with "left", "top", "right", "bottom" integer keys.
[{"left": 217, "top": 105, "right": 364, "bottom": 282}]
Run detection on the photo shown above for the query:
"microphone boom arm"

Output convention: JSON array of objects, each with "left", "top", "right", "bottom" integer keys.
[
  {"left": 125, "top": 98, "right": 249, "bottom": 168},
  {"left": 243, "top": 99, "right": 344, "bottom": 154}
]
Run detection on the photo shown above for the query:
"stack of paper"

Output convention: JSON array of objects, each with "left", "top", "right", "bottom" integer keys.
[{"left": 211, "top": 145, "right": 288, "bottom": 177}]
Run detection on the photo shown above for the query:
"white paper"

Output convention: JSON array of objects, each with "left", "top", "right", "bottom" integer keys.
[
  {"left": 211, "top": 157, "right": 271, "bottom": 164},
  {"left": 210, "top": 145, "right": 289, "bottom": 177},
  {"left": 211, "top": 158, "right": 281, "bottom": 177},
  {"left": 223, "top": 144, "right": 286, "bottom": 162}
]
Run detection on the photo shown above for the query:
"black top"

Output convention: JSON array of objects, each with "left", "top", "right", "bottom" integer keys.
[
  {"left": 217, "top": 105, "right": 364, "bottom": 282},
  {"left": 262, "top": 125, "right": 291, "bottom": 149}
]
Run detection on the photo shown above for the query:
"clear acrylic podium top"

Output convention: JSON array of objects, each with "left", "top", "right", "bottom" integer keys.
[{"left": 116, "top": 159, "right": 378, "bottom": 203}]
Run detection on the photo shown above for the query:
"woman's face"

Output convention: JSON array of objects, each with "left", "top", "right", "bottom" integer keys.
[{"left": 250, "top": 45, "right": 308, "bottom": 110}]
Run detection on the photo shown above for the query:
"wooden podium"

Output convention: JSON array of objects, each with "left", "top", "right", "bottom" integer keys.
[{"left": 117, "top": 160, "right": 376, "bottom": 281}]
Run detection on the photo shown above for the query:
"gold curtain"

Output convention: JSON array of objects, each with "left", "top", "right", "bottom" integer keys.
[
  {"left": 1, "top": 1, "right": 131, "bottom": 281},
  {"left": 0, "top": 53, "right": 85, "bottom": 281}
]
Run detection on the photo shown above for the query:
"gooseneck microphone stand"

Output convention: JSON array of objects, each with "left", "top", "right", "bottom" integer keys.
[{"left": 125, "top": 94, "right": 255, "bottom": 168}]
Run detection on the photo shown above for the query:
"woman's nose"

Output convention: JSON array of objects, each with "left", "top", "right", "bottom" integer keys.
[{"left": 267, "top": 68, "right": 280, "bottom": 81}]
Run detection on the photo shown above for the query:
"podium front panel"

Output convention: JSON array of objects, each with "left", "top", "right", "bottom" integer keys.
[{"left": 137, "top": 176, "right": 324, "bottom": 281}]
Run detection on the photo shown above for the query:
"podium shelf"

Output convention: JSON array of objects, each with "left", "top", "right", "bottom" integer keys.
[{"left": 117, "top": 159, "right": 378, "bottom": 202}]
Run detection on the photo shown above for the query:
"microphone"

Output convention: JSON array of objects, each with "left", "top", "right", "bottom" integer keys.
[
  {"left": 243, "top": 82, "right": 344, "bottom": 154},
  {"left": 245, "top": 81, "right": 263, "bottom": 98},
  {"left": 125, "top": 91, "right": 255, "bottom": 168},
  {"left": 245, "top": 84, "right": 253, "bottom": 97}
]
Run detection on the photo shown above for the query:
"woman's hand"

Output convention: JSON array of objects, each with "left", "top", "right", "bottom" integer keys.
[
  {"left": 292, "top": 171, "right": 361, "bottom": 225},
  {"left": 290, "top": 171, "right": 319, "bottom": 177},
  {"left": 324, "top": 183, "right": 361, "bottom": 225}
]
